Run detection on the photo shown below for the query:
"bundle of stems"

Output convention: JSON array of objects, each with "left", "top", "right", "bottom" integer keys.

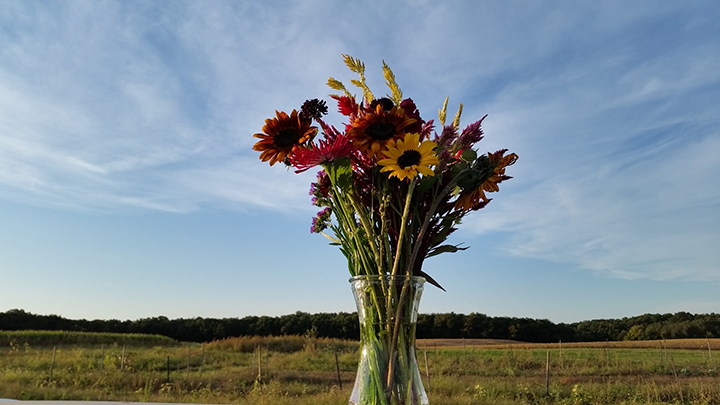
[{"left": 253, "top": 55, "right": 518, "bottom": 405}]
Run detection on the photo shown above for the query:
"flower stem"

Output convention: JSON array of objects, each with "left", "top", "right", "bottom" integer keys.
[
  {"left": 404, "top": 169, "right": 471, "bottom": 275},
  {"left": 348, "top": 194, "right": 384, "bottom": 273},
  {"left": 332, "top": 186, "right": 373, "bottom": 276},
  {"left": 387, "top": 179, "right": 416, "bottom": 329},
  {"left": 390, "top": 179, "right": 417, "bottom": 278},
  {"left": 386, "top": 276, "right": 412, "bottom": 392}
]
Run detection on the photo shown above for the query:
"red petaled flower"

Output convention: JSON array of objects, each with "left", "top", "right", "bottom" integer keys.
[
  {"left": 289, "top": 134, "right": 355, "bottom": 173},
  {"left": 253, "top": 110, "right": 318, "bottom": 166},
  {"left": 346, "top": 104, "right": 416, "bottom": 159},
  {"left": 399, "top": 98, "right": 425, "bottom": 135},
  {"left": 331, "top": 95, "right": 359, "bottom": 117}
]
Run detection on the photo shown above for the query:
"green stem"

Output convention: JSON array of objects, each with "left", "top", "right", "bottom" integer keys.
[
  {"left": 386, "top": 180, "right": 416, "bottom": 335},
  {"left": 378, "top": 195, "right": 390, "bottom": 298},
  {"left": 386, "top": 276, "right": 412, "bottom": 391},
  {"left": 390, "top": 179, "right": 416, "bottom": 278},
  {"left": 404, "top": 170, "right": 470, "bottom": 276},
  {"left": 319, "top": 231, "right": 341, "bottom": 244},
  {"left": 348, "top": 194, "right": 383, "bottom": 273},
  {"left": 334, "top": 195, "right": 372, "bottom": 276}
]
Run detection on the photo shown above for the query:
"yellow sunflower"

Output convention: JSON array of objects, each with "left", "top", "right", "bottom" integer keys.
[
  {"left": 378, "top": 133, "right": 438, "bottom": 181},
  {"left": 346, "top": 104, "right": 416, "bottom": 159},
  {"left": 253, "top": 110, "right": 318, "bottom": 166},
  {"left": 455, "top": 150, "right": 518, "bottom": 211}
]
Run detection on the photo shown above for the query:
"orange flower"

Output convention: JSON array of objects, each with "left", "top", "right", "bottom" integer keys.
[
  {"left": 346, "top": 104, "right": 416, "bottom": 159},
  {"left": 253, "top": 110, "right": 318, "bottom": 166},
  {"left": 455, "top": 150, "right": 518, "bottom": 211}
]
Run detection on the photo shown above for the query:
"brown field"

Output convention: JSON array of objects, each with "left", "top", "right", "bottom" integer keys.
[
  {"left": 417, "top": 338, "right": 525, "bottom": 348},
  {"left": 418, "top": 337, "right": 720, "bottom": 350}
]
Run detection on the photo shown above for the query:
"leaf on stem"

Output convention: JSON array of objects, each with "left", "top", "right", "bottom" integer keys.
[
  {"left": 427, "top": 244, "right": 469, "bottom": 258},
  {"left": 416, "top": 270, "right": 446, "bottom": 291},
  {"left": 325, "top": 156, "right": 353, "bottom": 193},
  {"left": 416, "top": 174, "right": 440, "bottom": 196}
]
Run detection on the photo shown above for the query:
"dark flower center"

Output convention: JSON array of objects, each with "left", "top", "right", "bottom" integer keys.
[
  {"left": 370, "top": 97, "right": 394, "bottom": 112},
  {"left": 397, "top": 150, "right": 421, "bottom": 169},
  {"left": 365, "top": 122, "right": 397, "bottom": 140},
  {"left": 275, "top": 128, "right": 300, "bottom": 148}
]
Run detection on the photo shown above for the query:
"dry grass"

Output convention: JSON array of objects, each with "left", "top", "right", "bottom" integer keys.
[{"left": 3, "top": 334, "right": 720, "bottom": 404}]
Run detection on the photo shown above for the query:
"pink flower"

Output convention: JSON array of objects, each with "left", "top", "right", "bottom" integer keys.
[{"left": 289, "top": 134, "right": 355, "bottom": 173}]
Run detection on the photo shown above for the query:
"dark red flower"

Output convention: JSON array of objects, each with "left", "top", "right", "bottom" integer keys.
[{"left": 400, "top": 98, "right": 425, "bottom": 135}]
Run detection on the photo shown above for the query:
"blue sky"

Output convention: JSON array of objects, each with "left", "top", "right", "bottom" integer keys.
[{"left": 1, "top": 1, "right": 719, "bottom": 324}]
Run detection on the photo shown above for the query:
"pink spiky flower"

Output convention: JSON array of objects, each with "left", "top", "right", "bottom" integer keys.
[{"left": 289, "top": 134, "right": 355, "bottom": 173}]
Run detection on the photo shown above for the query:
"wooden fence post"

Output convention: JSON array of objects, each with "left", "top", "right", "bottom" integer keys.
[
  {"left": 559, "top": 340, "right": 563, "bottom": 369},
  {"left": 424, "top": 349, "right": 430, "bottom": 392},
  {"left": 670, "top": 353, "right": 677, "bottom": 379},
  {"left": 200, "top": 344, "right": 205, "bottom": 376},
  {"left": 334, "top": 349, "right": 342, "bottom": 389},
  {"left": 707, "top": 337, "right": 712, "bottom": 361},
  {"left": 604, "top": 339, "right": 610, "bottom": 367},
  {"left": 257, "top": 346, "right": 262, "bottom": 381},
  {"left": 49, "top": 346, "right": 57, "bottom": 382},
  {"left": 186, "top": 346, "right": 191, "bottom": 379},
  {"left": 545, "top": 350, "right": 550, "bottom": 397}
]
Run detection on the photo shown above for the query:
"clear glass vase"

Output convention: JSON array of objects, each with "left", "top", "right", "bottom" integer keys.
[{"left": 349, "top": 275, "right": 429, "bottom": 405}]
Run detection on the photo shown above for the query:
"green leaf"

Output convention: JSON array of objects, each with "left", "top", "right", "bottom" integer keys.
[
  {"left": 325, "top": 156, "right": 353, "bottom": 193},
  {"left": 460, "top": 149, "right": 477, "bottom": 162},
  {"left": 416, "top": 174, "right": 439, "bottom": 196},
  {"left": 426, "top": 244, "right": 469, "bottom": 258},
  {"left": 428, "top": 213, "right": 462, "bottom": 247},
  {"left": 455, "top": 169, "right": 482, "bottom": 189},
  {"left": 416, "top": 269, "right": 446, "bottom": 291}
]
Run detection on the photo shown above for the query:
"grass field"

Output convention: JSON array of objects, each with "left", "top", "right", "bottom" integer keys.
[{"left": 1, "top": 332, "right": 720, "bottom": 404}]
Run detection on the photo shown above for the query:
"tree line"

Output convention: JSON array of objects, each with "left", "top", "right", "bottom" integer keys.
[{"left": 1, "top": 309, "right": 719, "bottom": 343}]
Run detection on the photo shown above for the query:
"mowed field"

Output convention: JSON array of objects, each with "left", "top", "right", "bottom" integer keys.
[{"left": 2, "top": 332, "right": 720, "bottom": 404}]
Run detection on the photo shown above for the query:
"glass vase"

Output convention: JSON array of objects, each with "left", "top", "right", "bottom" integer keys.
[{"left": 349, "top": 275, "right": 429, "bottom": 405}]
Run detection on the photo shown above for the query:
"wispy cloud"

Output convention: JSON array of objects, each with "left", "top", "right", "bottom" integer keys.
[
  {"left": 461, "top": 3, "right": 720, "bottom": 282},
  {"left": 0, "top": 1, "right": 357, "bottom": 212},
  {"left": 1, "top": 1, "right": 718, "bottom": 285}
]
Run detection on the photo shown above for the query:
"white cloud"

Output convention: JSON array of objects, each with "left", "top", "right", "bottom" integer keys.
[
  {"left": 452, "top": 1, "right": 720, "bottom": 282},
  {"left": 1, "top": 0, "right": 719, "bottom": 283},
  {"left": 467, "top": 69, "right": 720, "bottom": 281}
]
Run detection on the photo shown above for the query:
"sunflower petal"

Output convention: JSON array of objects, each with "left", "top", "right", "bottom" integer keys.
[{"left": 416, "top": 166, "right": 435, "bottom": 177}]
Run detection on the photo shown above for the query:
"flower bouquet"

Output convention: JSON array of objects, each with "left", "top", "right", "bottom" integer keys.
[{"left": 253, "top": 55, "right": 517, "bottom": 405}]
